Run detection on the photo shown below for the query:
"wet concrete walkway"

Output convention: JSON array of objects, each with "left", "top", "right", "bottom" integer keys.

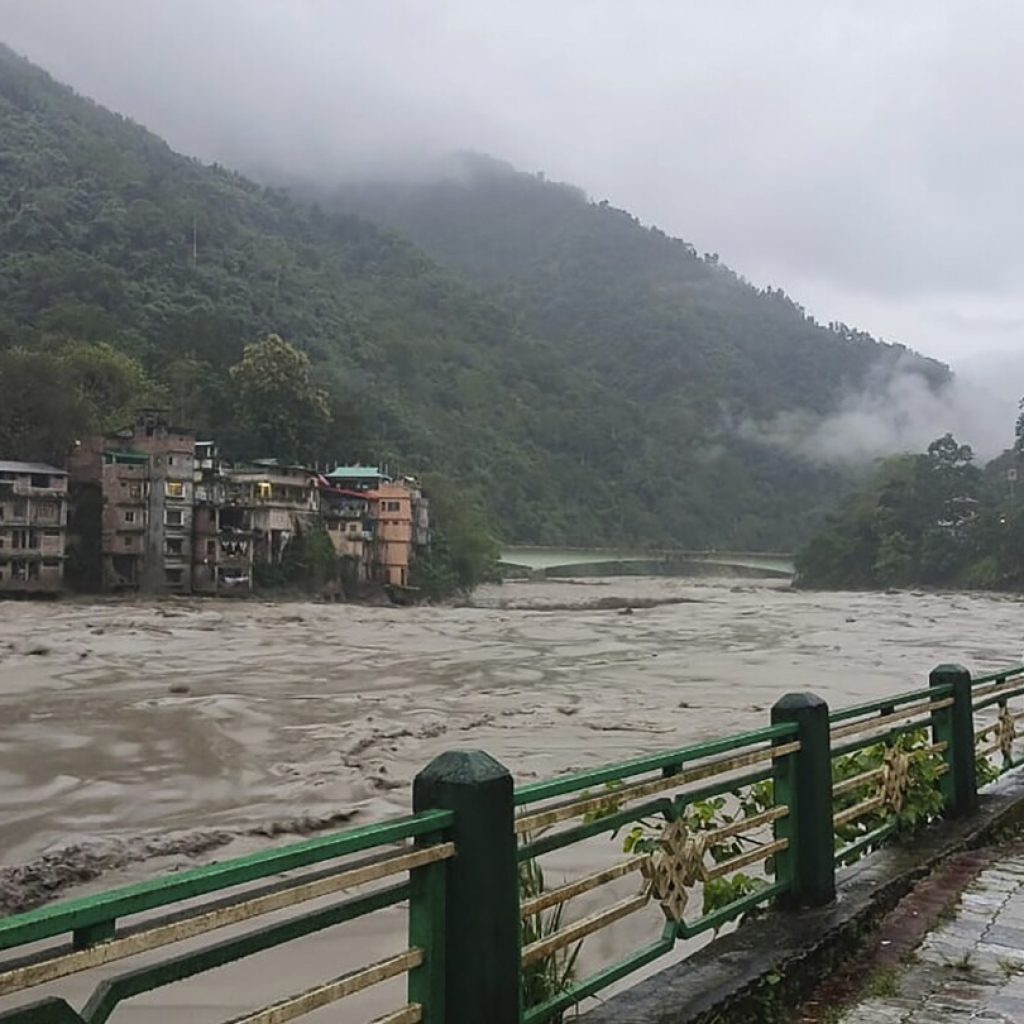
[{"left": 842, "top": 852, "right": 1024, "bottom": 1023}]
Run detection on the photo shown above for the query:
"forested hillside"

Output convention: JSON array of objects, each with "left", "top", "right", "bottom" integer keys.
[{"left": 0, "top": 46, "right": 945, "bottom": 548}]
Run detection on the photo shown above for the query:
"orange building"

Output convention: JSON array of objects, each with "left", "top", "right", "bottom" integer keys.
[{"left": 369, "top": 482, "right": 415, "bottom": 586}]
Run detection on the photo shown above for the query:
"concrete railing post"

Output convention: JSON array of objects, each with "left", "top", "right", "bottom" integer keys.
[
  {"left": 413, "top": 750, "right": 520, "bottom": 1024},
  {"left": 930, "top": 664, "right": 977, "bottom": 817},
  {"left": 771, "top": 692, "right": 835, "bottom": 909}
]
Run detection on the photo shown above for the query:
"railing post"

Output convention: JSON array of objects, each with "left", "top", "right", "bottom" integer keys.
[
  {"left": 930, "top": 663, "right": 977, "bottom": 817},
  {"left": 771, "top": 692, "right": 835, "bottom": 908},
  {"left": 413, "top": 750, "right": 520, "bottom": 1024},
  {"left": 408, "top": 826, "right": 448, "bottom": 1024}
]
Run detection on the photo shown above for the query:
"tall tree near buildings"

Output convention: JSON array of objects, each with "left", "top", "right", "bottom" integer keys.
[{"left": 229, "top": 334, "right": 332, "bottom": 463}]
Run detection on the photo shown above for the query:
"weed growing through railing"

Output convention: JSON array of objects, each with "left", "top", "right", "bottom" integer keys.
[
  {"left": 976, "top": 752, "right": 1001, "bottom": 787},
  {"left": 520, "top": 843, "right": 582, "bottom": 1023},
  {"left": 832, "top": 729, "right": 947, "bottom": 863}
]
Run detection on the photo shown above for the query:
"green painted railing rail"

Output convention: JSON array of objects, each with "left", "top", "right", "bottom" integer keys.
[
  {"left": 0, "top": 809, "right": 454, "bottom": 1024},
  {"left": 0, "top": 810, "right": 452, "bottom": 952},
  {"left": 514, "top": 721, "right": 798, "bottom": 805},
  {"left": 3, "top": 662, "right": 1024, "bottom": 1024}
]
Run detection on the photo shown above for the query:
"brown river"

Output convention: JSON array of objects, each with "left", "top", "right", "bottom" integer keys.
[{"left": 1, "top": 576, "right": 1022, "bottom": 1020}]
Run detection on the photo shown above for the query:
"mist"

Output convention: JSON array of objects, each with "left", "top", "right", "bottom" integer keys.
[{"left": 739, "top": 353, "right": 1022, "bottom": 467}]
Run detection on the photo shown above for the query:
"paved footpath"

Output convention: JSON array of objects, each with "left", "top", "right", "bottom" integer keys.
[{"left": 842, "top": 852, "right": 1024, "bottom": 1023}]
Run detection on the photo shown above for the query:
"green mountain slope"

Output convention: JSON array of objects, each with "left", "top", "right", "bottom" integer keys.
[
  {"left": 323, "top": 153, "right": 946, "bottom": 421},
  {"left": 0, "top": 47, "right": 944, "bottom": 548}
]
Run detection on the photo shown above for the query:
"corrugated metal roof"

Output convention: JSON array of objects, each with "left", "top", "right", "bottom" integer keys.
[
  {"left": 0, "top": 460, "right": 67, "bottom": 475},
  {"left": 327, "top": 466, "right": 388, "bottom": 480}
]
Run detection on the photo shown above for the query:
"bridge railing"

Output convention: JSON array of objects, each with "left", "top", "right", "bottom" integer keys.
[
  {"left": 512, "top": 722, "right": 800, "bottom": 1024},
  {"left": 0, "top": 811, "right": 453, "bottom": 1023},
  {"left": 972, "top": 664, "right": 1024, "bottom": 780},
  {"left": 2, "top": 662, "right": 1022, "bottom": 1024}
]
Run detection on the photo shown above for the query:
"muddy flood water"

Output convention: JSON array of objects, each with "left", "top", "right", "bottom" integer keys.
[{"left": 2, "top": 576, "right": 1023, "bottom": 1020}]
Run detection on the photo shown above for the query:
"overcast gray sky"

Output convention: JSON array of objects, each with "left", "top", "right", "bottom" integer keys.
[{"left": 2, "top": 0, "right": 1023, "bottom": 376}]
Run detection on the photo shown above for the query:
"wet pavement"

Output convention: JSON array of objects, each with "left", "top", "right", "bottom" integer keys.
[{"left": 843, "top": 853, "right": 1024, "bottom": 1023}]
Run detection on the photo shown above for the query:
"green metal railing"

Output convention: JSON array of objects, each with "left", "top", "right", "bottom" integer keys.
[
  {"left": 0, "top": 811, "right": 453, "bottom": 1024},
  {"left": 2, "top": 661, "right": 1023, "bottom": 1024},
  {"left": 973, "top": 664, "right": 1024, "bottom": 776},
  {"left": 513, "top": 721, "right": 801, "bottom": 1024}
]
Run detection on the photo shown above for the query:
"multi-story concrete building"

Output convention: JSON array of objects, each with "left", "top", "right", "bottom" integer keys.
[
  {"left": 69, "top": 411, "right": 195, "bottom": 593},
  {"left": 130, "top": 411, "right": 194, "bottom": 594},
  {"left": 228, "top": 460, "right": 319, "bottom": 565},
  {"left": 371, "top": 482, "right": 415, "bottom": 587},
  {"left": 0, "top": 461, "right": 68, "bottom": 595},
  {"left": 319, "top": 476, "right": 373, "bottom": 582},
  {"left": 324, "top": 467, "right": 429, "bottom": 588},
  {"left": 193, "top": 442, "right": 255, "bottom": 594}
]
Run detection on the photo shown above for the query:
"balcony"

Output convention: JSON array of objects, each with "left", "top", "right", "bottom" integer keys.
[
  {"left": 10, "top": 481, "right": 67, "bottom": 498},
  {"left": 0, "top": 548, "right": 44, "bottom": 561}
]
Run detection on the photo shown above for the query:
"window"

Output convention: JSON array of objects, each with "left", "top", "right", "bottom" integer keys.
[
  {"left": 166, "top": 509, "right": 183, "bottom": 526},
  {"left": 123, "top": 536, "right": 132, "bottom": 548},
  {"left": 348, "top": 522, "right": 360, "bottom": 534},
  {"left": 13, "top": 500, "right": 26, "bottom": 518},
  {"left": 30, "top": 474, "right": 49, "bottom": 488},
  {"left": 44, "top": 529, "right": 59, "bottom": 537},
  {"left": 168, "top": 456, "right": 174, "bottom": 466},
  {"left": 129, "top": 484, "right": 141, "bottom": 500},
  {"left": 165, "top": 568, "right": 183, "bottom": 584},
  {"left": 384, "top": 501, "right": 402, "bottom": 513},
  {"left": 206, "top": 540, "right": 216, "bottom": 558},
  {"left": 166, "top": 481, "right": 184, "bottom": 498},
  {"left": 165, "top": 538, "right": 184, "bottom": 556},
  {"left": 125, "top": 511, "right": 136, "bottom": 524}
]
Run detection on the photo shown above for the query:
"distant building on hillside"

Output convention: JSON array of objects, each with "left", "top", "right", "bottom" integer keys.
[{"left": 0, "top": 461, "right": 68, "bottom": 595}]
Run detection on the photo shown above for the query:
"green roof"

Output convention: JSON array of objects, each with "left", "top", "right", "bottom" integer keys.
[
  {"left": 327, "top": 466, "right": 388, "bottom": 480},
  {"left": 104, "top": 450, "right": 148, "bottom": 464}
]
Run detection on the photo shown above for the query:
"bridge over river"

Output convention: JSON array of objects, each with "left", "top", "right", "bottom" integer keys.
[{"left": 499, "top": 544, "right": 795, "bottom": 578}]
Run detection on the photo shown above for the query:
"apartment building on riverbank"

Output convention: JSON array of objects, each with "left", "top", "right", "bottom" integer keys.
[
  {"left": 0, "top": 461, "right": 68, "bottom": 595},
  {"left": 320, "top": 467, "right": 429, "bottom": 588},
  {"left": 68, "top": 411, "right": 195, "bottom": 593},
  {"left": 192, "top": 442, "right": 255, "bottom": 595},
  {"left": 4, "top": 417, "right": 430, "bottom": 598}
]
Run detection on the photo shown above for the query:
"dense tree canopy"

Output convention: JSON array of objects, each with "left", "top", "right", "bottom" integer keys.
[{"left": 796, "top": 427, "right": 1024, "bottom": 590}]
